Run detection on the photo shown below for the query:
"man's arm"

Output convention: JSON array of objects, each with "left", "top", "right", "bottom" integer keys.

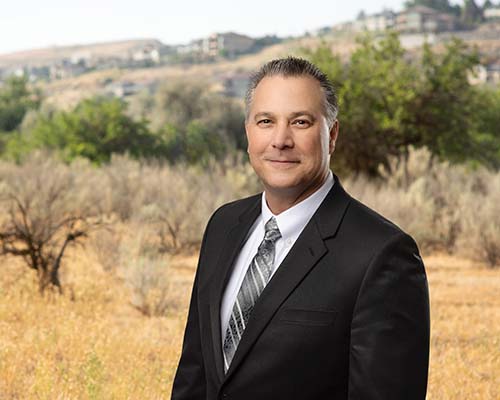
[
  {"left": 348, "top": 232, "right": 430, "bottom": 400},
  {"left": 171, "top": 226, "right": 210, "bottom": 400}
]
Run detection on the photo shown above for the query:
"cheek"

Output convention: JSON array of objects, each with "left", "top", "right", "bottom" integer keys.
[
  {"left": 301, "top": 137, "right": 325, "bottom": 159},
  {"left": 247, "top": 134, "right": 268, "bottom": 154}
]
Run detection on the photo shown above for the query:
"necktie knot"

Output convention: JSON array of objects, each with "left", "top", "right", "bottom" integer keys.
[{"left": 264, "top": 217, "right": 281, "bottom": 243}]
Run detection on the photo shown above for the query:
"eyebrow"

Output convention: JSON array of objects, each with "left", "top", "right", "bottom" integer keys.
[{"left": 253, "top": 111, "right": 317, "bottom": 122}]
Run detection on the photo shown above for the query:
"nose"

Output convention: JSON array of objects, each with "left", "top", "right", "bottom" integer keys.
[{"left": 271, "top": 122, "right": 294, "bottom": 150}]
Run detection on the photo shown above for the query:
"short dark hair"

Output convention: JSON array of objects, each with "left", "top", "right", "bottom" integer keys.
[{"left": 245, "top": 56, "right": 338, "bottom": 127}]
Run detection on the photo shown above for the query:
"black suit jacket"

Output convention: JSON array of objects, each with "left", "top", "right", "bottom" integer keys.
[{"left": 171, "top": 175, "right": 430, "bottom": 400}]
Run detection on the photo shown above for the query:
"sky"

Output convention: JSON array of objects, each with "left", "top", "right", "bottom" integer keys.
[{"left": 0, "top": 0, "right": 468, "bottom": 55}]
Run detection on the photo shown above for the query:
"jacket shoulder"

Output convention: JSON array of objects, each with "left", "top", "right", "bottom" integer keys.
[
  {"left": 339, "top": 193, "right": 417, "bottom": 253},
  {"left": 203, "top": 192, "right": 261, "bottom": 237}
]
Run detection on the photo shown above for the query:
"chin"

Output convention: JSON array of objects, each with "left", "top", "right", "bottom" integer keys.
[{"left": 262, "top": 176, "right": 302, "bottom": 192}]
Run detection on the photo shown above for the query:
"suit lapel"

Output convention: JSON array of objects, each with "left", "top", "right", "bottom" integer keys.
[
  {"left": 209, "top": 198, "right": 261, "bottom": 383},
  {"left": 213, "top": 175, "right": 352, "bottom": 383},
  {"left": 222, "top": 219, "right": 328, "bottom": 382}
]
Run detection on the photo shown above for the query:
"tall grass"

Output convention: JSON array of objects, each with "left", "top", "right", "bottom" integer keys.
[
  {"left": 345, "top": 147, "right": 500, "bottom": 267},
  {"left": 0, "top": 148, "right": 499, "bottom": 398}
]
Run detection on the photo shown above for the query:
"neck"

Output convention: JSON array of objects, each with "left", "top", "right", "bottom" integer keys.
[{"left": 264, "top": 171, "right": 329, "bottom": 215}]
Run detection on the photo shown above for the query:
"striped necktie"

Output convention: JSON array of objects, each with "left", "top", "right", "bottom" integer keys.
[{"left": 222, "top": 216, "right": 281, "bottom": 373}]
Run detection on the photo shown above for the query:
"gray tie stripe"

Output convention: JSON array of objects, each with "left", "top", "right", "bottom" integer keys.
[{"left": 222, "top": 217, "right": 281, "bottom": 373}]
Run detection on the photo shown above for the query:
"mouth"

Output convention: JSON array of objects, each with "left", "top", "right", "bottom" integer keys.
[
  {"left": 265, "top": 159, "right": 300, "bottom": 164},
  {"left": 265, "top": 159, "right": 300, "bottom": 168}
]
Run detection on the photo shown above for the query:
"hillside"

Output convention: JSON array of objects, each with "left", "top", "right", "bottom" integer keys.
[
  {"left": 5, "top": 23, "right": 500, "bottom": 110},
  {"left": 0, "top": 38, "right": 164, "bottom": 68},
  {"left": 38, "top": 35, "right": 361, "bottom": 109}
]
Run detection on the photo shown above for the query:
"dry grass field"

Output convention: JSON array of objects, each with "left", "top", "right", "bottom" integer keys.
[{"left": 0, "top": 244, "right": 498, "bottom": 399}]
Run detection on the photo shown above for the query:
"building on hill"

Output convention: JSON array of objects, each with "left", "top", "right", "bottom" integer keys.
[
  {"left": 202, "top": 32, "right": 255, "bottom": 58},
  {"left": 396, "top": 6, "right": 459, "bottom": 33},
  {"left": 331, "top": 21, "right": 354, "bottom": 32},
  {"left": 130, "top": 44, "right": 160, "bottom": 64},
  {"left": 105, "top": 80, "right": 151, "bottom": 98},
  {"left": 50, "top": 58, "right": 89, "bottom": 80},
  {"left": 175, "top": 32, "right": 255, "bottom": 61},
  {"left": 469, "top": 61, "right": 500, "bottom": 85},
  {"left": 484, "top": 6, "right": 500, "bottom": 20},
  {"left": 353, "top": 9, "right": 396, "bottom": 32}
]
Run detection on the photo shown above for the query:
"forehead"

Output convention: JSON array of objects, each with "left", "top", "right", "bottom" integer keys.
[{"left": 250, "top": 75, "right": 324, "bottom": 115}]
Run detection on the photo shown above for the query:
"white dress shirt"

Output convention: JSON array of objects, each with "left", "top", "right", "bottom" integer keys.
[{"left": 220, "top": 171, "right": 335, "bottom": 343}]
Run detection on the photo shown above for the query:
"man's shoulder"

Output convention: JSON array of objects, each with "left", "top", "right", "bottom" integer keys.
[
  {"left": 321, "top": 188, "right": 422, "bottom": 266},
  {"left": 331, "top": 187, "right": 412, "bottom": 248},
  {"left": 348, "top": 196, "right": 404, "bottom": 236},
  {"left": 320, "top": 178, "right": 406, "bottom": 241},
  {"left": 207, "top": 192, "right": 261, "bottom": 228}
]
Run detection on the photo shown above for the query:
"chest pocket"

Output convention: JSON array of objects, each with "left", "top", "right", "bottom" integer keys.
[{"left": 278, "top": 308, "right": 338, "bottom": 326}]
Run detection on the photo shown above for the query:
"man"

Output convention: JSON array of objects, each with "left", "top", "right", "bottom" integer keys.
[{"left": 171, "top": 57, "right": 430, "bottom": 400}]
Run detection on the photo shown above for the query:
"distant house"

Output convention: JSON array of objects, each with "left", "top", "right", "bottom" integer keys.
[
  {"left": 131, "top": 44, "right": 160, "bottom": 64},
  {"left": 105, "top": 80, "right": 147, "bottom": 98},
  {"left": 50, "top": 58, "right": 88, "bottom": 80},
  {"left": 484, "top": 6, "right": 500, "bottom": 20},
  {"left": 26, "top": 65, "right": 51, "bottom": 82},
  {"left": 485, "top": 62, "right": 500, "bottom": 84},
  {"left": 353, "top": 10, "right": 396, "bottom": 32},
  {"left": 331, "top": 21, "right": 354, "bottom": 32},
  {"left": 70, "top": 51, "right": 92, "bottom": 66},
  {"left": 202, "top": 32, "right": 255, "bottom": 58},
  {"left": 396, "top": 6, "right": 459, "bottom": 33},
  {"left": 177, "top": 40, "right": 203, "bottom": 55},
  {"left": 469, "top": 61, "right": 500, "bottom": 85}
]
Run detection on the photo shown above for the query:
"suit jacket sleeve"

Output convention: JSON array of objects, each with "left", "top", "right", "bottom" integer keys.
[
  {"left": 348, "top": 232, "right": 430, "bottom": 400},
  {"left": 171, "top": 223, "right": 210, "bottom": 400}
]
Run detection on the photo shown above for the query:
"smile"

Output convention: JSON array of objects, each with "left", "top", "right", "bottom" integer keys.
[{"left": 266, "top": 159, "right": 300, "bottom": 168}]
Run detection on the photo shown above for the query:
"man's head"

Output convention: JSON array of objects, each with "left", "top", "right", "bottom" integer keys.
[
  {"left": 244, "top": 57, "right": 339, "bottom": 211},
  {"left": 245, "top": 57, "right": 338, "bottom": 129}
]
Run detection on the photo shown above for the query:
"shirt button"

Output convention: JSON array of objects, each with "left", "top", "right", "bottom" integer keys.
[{"left": 286, "top": 239, "right": 292, "bottom": 246}]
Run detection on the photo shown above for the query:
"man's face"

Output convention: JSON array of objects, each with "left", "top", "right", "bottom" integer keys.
[{"left": 245, "top": 75, "right": 338, "bottom": 200}]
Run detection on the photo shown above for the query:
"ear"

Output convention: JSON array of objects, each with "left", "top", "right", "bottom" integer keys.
[
  {"left": 244, "top": 121, "right": 250, "bottom": 153},
  {"left": 328, "top": 119, "right": 339, "bottom": 154}
]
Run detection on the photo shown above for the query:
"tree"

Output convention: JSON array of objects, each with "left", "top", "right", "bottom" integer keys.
[
  {"left": 0, "top": 76, "right": 41, "bottom": 132},
  {"left": 305, "top": 33, "right": 420, "bottom": 177},
  {"left": 5, "top": 97, "right": 164, "bottom": 164},
  {"left": 0, "top": 152, "right": 105, "bottom": 293},
  {"left": 468, "top": 87, "right": 500, "bottom": 169},
  {"left": 304, "top": 32, "right": 500, "bottom": 178},
  {"left": 146, "top": 80, "right": 246, "bottom": 163},
  {"left": 412, "top": 39, "right": 481, "bottom": 165}
]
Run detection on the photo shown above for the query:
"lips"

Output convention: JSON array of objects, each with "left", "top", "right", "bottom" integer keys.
[{"left": 266, "top": 159, "right": 300, "bottom": 163}]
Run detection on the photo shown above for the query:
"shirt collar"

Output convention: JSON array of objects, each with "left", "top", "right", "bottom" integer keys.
[{"left": 260, "top": 170, "right": 334, "bottom": 242}]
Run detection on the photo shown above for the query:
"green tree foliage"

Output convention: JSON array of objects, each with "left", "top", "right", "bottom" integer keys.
[
  {"left": 0, "top": 76, "right": 41, "bottom": 132},
  {"left": 305, "top": 33, "right": 500, "bottom": 177},
  {"left": 306, "top": 33, "right": 420, "bottom": 176},
  {"left": 412, "top": 39, "right": 482, "bottom": 164},
  {"left": 6, "top": 97, "right": 163, "bottom": 164},
  {"left": 470, "top": 88, "right": 500, "bottom": 169},
  {"left": 144, "top": 80, "right": 245, "bottom": 163}
]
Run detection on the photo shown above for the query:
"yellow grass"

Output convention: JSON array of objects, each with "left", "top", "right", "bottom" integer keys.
[{"left": 0, "top": 247, "right": 499, "bottom": 399}]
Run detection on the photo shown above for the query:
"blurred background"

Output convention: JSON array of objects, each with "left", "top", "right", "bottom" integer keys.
[{"left": 0, "top": 0, "right": 499, "bottom": 398}]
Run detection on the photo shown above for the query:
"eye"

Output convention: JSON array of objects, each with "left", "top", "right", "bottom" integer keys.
[
  {"left": 293, "top": 119, "right": 311, "bottom": 127},
  {"left": 257, "top": 119, "right": 272, "bottom": 125}
]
